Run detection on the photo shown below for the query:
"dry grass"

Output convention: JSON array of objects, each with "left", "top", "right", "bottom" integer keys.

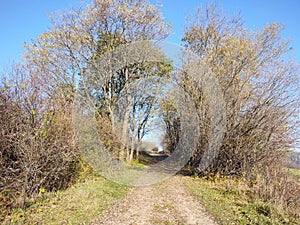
[{"left": 184, "top": 176, "right": 300, "bottom": 225}]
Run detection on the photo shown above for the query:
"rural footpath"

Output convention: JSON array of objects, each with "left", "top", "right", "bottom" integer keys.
[{"left": 91, "top": 175, "right": 217, "bottom": 225}]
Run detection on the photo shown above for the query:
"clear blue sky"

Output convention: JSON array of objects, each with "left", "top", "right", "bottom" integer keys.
[
  {"left": 1, "top": 0, "right": 300, "bottom": 71},
  {"left": 1, "top": 0, "right": 299, "bottom": 148}
]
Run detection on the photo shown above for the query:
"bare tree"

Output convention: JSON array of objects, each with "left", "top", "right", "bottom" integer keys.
[
  {"left": 1, "top": 0, "right": 171, "bottom": 212},
  {"left": 0, "top": 64, "right": 78, "bottom": 210},
  {"left": 179, "top": 4, "right": 299, "bottom": 176},
  {"left": 22, "top": 0, "right": 171, "bottom": 162}
]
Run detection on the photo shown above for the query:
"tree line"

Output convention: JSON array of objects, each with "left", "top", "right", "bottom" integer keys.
[{"left": 0, "top": 0, "right": 299, "bottom": 217}]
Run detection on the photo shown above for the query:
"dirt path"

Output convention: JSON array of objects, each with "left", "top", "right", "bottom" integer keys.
[{"left": 91, "top": 176, "right": 217, "bottom": 225}]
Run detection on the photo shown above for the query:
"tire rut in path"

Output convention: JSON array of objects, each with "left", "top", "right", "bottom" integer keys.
[{"left": 91, "top": 176, "right": 217, "bottom": 225}]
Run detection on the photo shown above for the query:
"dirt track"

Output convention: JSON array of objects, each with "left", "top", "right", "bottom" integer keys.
[{"left": 91, "top": 176, "right": 217, "bottom": 225}]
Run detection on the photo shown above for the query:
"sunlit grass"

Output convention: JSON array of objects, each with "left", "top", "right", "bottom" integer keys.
[
  {"left": 3, "top": 176, "right": 128, "bottom": 224},
  {"left": 184, "top": 176, "right": 299, "bottom": 225},
  {"left": 286, "top": 167, "right": 300, "bottom": 183}
]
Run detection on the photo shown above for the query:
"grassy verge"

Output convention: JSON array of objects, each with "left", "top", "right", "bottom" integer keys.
[
  {"left": 184, "top": 176, "right": 299, "bottom": 225},
  {"left": 285, "top": 167, "right": 300, "bottom": 182},
  {"left": 2, "top": 176, "right": 128, "bottom": 224}
]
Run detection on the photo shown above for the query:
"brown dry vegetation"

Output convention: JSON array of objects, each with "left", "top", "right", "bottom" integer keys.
[
  {"left": 161, "top": 3, "right": 300, "bottom": 218},
  {"left": 0, "top": 68, "right": 79, "bottom": 220},
  {"left": 0, "top": 0, "right": 299, "bottom": 223}
]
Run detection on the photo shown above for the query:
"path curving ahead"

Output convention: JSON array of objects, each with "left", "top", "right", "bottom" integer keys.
[{"left": 91, "top": 176, "right": 217, "bottom": 225}]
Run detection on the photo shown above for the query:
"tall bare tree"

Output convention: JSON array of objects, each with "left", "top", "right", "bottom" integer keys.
[
  {"left": 1, "top": 0, "right": 171, "bottom": 211},
  {"left": 23, "top": 0, "right": 171, "bottom": 160},
  {"left": 179, "top": 4, "right": 299, "bottom": 176}
]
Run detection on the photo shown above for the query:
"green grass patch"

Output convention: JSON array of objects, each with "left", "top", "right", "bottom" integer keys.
[
  {"left": 105, "top": 160, "right": 148, "bottom": 185},
  {"left": 2, "top": 176, "right": 128, "bottom": 225},
  {"left": 184, "top": 176, "right": 299, "bottom": 225},
  {"left": 286, "top": 167, "right": 300, "bottom": 182}
]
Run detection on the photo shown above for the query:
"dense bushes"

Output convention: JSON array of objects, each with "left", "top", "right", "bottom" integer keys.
[
  {"left": 176, "top": 3, "right": 300, "bottom": 217},
  {"left": 0, "top": 74, "right": 78, "bottom": 213},
  {"left": 1, "top": 0, "right": 171, "bottom": 215},
  {"left": 0, "top": 0, "right": 299, "bottom": 221},
  {"left": 178, "top": 4, "right": 299, "bottom": 177}
]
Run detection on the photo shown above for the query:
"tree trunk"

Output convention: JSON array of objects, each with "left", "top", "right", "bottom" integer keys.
[
  {"left": 129, "top": 138, "right": 135, "bottom": 162},
  {"left": 135, "top": 143, "right": 140, "bottom": 159},
  {"left": 120, "top": 94, "right": 131, "bottom": 161}
]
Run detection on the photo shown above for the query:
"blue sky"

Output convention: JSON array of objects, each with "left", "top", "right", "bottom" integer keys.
[
  {"left": 0, "top": 0, "right": 82, "bottom": 70},
  {"left": 160, "top": 0, "right": 300, "bottom": 59},
  {"left": 1, "top": 0, "right": 299, "bottom": 70},
  {"left": 1, "top": 0, "right": 299, "bottom": 148}
]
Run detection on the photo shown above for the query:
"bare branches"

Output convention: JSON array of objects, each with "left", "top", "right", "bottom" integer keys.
[{"left": 182, "top": 4, "right": 299, "bottom": 176}]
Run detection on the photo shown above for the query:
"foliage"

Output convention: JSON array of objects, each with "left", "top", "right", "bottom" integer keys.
[
  {"left": 286, "top": 167, "right": 300, "bottom": 182},
  {"left": 56, "top": 0, "right": 172, "bottom": 162},
  {"left": 0, "top": 69, "right": 78, "bottom": 218},
  {"left": 1, "top": 0, "right": 300, "bottom": 222},
  {"left": 159, "top": 98, "right": 180, "bottom": 154},
  {"left": 1, "top": 0, "right": 171, "bottom": 216},
  {"left": 179, "top": 4, "right": 299, "bottom": 178},
  {"left": 250, "top": 167, "right": 300, "bottom": 210}
]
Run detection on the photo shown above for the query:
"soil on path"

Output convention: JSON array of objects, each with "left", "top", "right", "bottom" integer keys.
[{"left": 91, "top": 175, "right": 217, "bottom": 225}]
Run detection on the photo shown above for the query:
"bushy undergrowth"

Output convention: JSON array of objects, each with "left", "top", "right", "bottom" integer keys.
[{"left": 0, "top": 78, "right": 79, "bottom": 220}]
